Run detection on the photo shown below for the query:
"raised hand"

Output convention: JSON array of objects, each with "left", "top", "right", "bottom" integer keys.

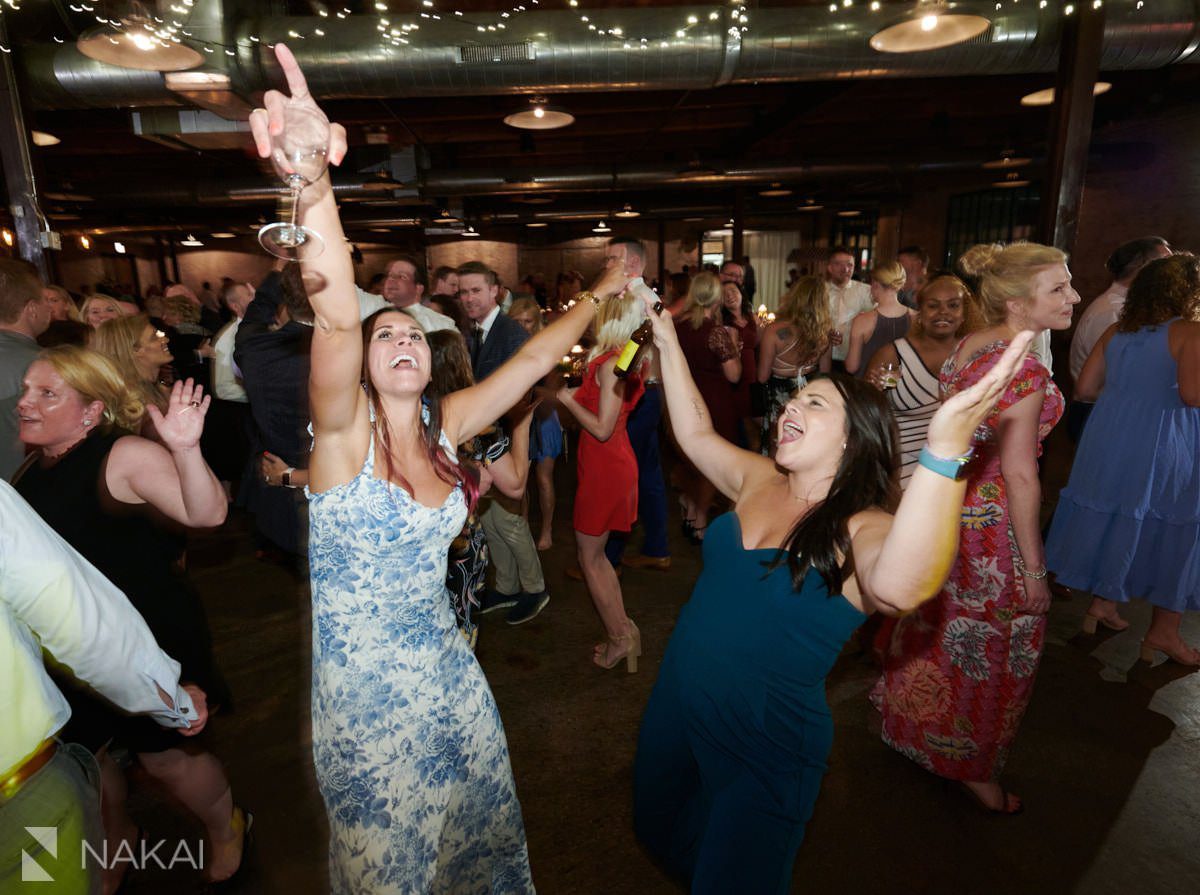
[
  {"left": 925, "top": 330, "right": 1035, "bottom": 457},
  {"left": 248, "top": 44, "right": 347, "bottom": 171},
  {"left": 590, "top": 263, "right": 632, "bottom": 301},
  {"left": 148, "top": 378, "right": 211, "bottom": 453}
]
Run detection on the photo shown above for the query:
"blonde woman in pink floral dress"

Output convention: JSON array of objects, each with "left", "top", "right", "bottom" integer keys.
[{"left": 876, "top": 242, "right": 1076, "bottom": 814}]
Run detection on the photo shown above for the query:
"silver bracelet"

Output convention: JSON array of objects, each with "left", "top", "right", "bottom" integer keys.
[{"left": 1014, "top": 555, "right": 1048, "bottom": 580}]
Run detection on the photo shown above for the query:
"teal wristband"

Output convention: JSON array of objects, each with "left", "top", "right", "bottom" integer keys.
[{"left": 918, "top": 445, "right": 974, "bottom": 480}]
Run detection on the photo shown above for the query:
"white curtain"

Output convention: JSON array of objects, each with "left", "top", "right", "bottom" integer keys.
[{"left": 744, "top": 231, "right": 799, "bottom": 310}]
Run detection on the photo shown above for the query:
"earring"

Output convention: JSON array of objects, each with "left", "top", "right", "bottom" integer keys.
[{"left": 83, "top": 419, "right": 92, "bottom": 427}]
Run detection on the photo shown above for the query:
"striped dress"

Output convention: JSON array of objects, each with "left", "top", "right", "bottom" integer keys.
[{"left": 886, "top": 338, "right": 941, "bottom": 487}]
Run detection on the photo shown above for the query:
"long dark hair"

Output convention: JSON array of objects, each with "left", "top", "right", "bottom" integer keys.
[
  {"left": 768, "top": 373, "right": 900, "bottom": 595},
  {"left": 360, "top": 309, "right": 479, "bottom": 510}
]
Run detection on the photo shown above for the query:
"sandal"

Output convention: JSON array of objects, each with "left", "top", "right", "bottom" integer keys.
[
  {"left": 1081, "top": 608, "right": 1130, "bottom": 634},
  {"left": 1139, "top": 638, "right": 1200, "bottom": 666}
]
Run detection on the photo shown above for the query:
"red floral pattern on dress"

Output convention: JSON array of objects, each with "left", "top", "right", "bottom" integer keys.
[{"left": 875, "top": 339, "right": 1064, "bottom": 782}]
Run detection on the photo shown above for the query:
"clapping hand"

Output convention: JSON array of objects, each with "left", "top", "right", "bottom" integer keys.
[
  {"left": 248, "top": 44, "right": 347, "bottom": 171},
  {"left": 148, "top": 379, "right": 210, "bottom": 453},
  {"left": 925, "top": 331, "right": 1035, "bottom": 458}
]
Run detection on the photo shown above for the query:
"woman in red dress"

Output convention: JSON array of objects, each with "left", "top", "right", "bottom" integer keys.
[
  {"left": 875, "top": 242, "right": 1076, "bottom": 813},
  {"left": 557, "top": 292, "right": 647, "bottom": 671}
]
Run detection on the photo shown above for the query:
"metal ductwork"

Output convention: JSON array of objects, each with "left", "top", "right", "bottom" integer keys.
[
  {"left": 421, "top": 157, "right": 1001, "bottom": 197},
  {"left": 19, "top": 0, "right": 1200, "bottom": 110}
]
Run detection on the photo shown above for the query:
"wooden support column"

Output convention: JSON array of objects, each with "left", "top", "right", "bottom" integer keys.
[
  {"left": 731, "top": 188, "right": 745, "bottom": 261},
  {"left": 0, "top": 17, "right": 48, "bottom": 279},
  {"left": 1039, "top": 7, "right": 1106, "bottom": 254}
]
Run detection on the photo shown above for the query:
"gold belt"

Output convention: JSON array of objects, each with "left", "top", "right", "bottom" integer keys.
[{"left": 1, "top": 739, "right": 57, "bottom": 800}]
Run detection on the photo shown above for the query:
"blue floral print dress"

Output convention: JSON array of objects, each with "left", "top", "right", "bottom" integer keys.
[{"left": 307, "top": 431, "right": 534, "bottom": 894}]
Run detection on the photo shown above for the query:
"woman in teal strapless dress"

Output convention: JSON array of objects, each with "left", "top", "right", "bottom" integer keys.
[{"left": 627, "top": 290, "right": 1038, "bottom": 894}]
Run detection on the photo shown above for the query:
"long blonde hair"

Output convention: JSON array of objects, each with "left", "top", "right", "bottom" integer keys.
[
  {"left": 37, "top": 346, "right": 145, "bottom": 434},
  {"left": 90, "top": 314, "right": 168, "bottom": 414},
  {"left": 79, "top": 294, "right": 124, "bottom": 326},
  {"left": 589, "top": 291, "right": 644, "bottom": 361},
  {"left": 680, "top": 271, "right": 723, "bottom": 330},
  {"left": 776, "top": 276, "right": 832, "bottom": 358},
  {"left": 507, "top": 297, "right": 545, "bottom": 334},
  {"left": 958, "top": 242, "right": 1068, "bottom": 326}
]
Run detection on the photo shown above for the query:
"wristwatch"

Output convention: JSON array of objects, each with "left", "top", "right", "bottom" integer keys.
[
  {"left": 282, "top": 467, "right": 296, "bottom": 488},
  {"left": 918, "top": 445, "right": 974, "bottom": 481}
]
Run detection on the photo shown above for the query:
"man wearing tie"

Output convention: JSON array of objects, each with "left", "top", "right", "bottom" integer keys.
[{"left": 459, "top": 261, "right": 550, "bottom": 625}]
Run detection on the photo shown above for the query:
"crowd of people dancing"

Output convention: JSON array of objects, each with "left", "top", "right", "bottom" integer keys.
[{"left": 2, "top": 44, "right": 1198, "bottom": 895}]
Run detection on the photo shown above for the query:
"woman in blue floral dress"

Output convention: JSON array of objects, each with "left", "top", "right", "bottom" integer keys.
[{"left": 251, "top": 45, "right": 628, "bottom": 893}]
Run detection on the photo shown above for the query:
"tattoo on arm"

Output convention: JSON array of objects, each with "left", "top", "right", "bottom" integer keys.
[
  {"left": 691, "top": 399, "right": 704, "bottom": 421},
  {"left": 777, "top": 327, "right": 792, "bottom": 341}
]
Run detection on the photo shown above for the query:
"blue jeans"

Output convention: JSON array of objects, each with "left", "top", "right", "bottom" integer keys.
[
  {"left": 0, "top": 743, "right": 103, "bottom": 894},
  {"left": 607, "top": 384, "right": 670, "bottom": 564}
]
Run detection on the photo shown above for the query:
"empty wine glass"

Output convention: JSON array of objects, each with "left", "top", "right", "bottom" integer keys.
[{"left": 258, "top": 103, "right": 329, "bottom": 261}]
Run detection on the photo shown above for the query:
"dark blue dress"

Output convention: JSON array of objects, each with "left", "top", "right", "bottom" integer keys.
[{"left": 634, "top": 512, "right": 865, "bottom": 894}]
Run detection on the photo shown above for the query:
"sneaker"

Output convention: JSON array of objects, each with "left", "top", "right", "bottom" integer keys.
[
  {"left": 477, "top": 589, "right": 519, "bottom": 616},
  {"left": 506, "top": 590, "right": 550, "bottom": 626}
]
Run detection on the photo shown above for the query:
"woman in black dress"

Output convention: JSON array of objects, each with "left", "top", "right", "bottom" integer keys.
[{"left": 14, "top": 345, "right": 247, "bottom": 888}]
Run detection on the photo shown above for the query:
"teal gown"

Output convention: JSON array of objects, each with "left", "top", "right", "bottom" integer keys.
[{"left": 634, "top": 511, "right": 865, "bottom": 894}]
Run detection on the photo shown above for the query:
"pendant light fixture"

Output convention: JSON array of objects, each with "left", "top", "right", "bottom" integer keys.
[
  {"left": 77, "top": 2, "right": 203, "bottom": 72},
  {"left": 592, "top": 220, "right": 612, "bottom": 234},
  {"left": 870, "top": 3, "right": 990, "bottom": 54},
  {"left": 614, "top": 203, "right": 640, "bottom": 219},
  {"left": 504, "top": 96, "right": 575, "bottom": 130}
]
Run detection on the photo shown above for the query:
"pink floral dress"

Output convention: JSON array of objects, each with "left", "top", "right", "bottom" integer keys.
[{"left": 874, "top": 339, "right": 1063, "bottom": 781}]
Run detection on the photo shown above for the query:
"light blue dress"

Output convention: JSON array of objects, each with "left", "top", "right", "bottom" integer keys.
[{"left": 307, "top": 431, "right": 534, "bottom": 894}]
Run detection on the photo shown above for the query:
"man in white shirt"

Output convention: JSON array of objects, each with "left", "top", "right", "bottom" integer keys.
[
  {"left": 824, "top": 246, "right": 874, "bottom": 367},
  {"left": 376, "top": 253, "right": 457, "bottom": 333},
  {"left": 0, "top": 480, "right": 202, "bottom": 891},
  {"left": 203, "top": 281, "right": 254, "bottom": 491},
  {"left": 1066, "top": 236, "right": 1171, "bottom": 440}
]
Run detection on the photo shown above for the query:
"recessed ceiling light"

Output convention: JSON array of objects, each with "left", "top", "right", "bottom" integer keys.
[
  {"left": 210, "top": 232, "right": 237, "bottom": 239},
  {"left": 759, "top": 183, "right": 793, "bottom": 197},
  {"left": 31, "top": 131, "right": 60, "bottom": 147},
  {"left": 592, "top": 220, "right": 612, "bottom": 234},
  {"left": 526, "top": 221, "right": 549, "bottom": 228},
  {"left": 1020, "top": 81, "right": 1111, "bottom": 107},
  {"left": 180, "top": 234, "right": 204, "bottom": 246},
  {"left": 870, "top": 12, "right": 991, "bottom": 53},
  {"left": 504, "top": 95, "right": 575, "bottom": 130},
  {"left": 614, "top": 203, "right": 640, "bottom": 219}
]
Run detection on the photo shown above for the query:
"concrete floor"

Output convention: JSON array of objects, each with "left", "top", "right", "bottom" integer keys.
[{"left": 121, "top": 445, "right": 1200, "bottom": 894}]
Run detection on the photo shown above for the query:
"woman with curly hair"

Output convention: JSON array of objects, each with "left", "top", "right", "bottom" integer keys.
[
  {"left": 865, "top": 275, "right": 979, "bottom": 487},
  {"left": 1046, "top": 252, "right": 1200, "bottom": 664},
  {"left": 875, "top": 242, "right": 1076, "bottom": 814},
  {"left": 757, "top": 276, "right": 833, "bottom": 455}
]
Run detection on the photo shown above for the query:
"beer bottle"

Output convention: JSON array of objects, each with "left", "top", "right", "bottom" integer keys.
[{"left": 614, "top": 298, "right": 662, "bottom": 380}]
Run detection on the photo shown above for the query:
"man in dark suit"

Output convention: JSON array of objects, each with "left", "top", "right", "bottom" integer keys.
[
  {"left": 234, "top": 265, "right": 313, "bottom": 566},
  {"left": 459, "top": 260, "right": 550, "bottom": 625}
]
